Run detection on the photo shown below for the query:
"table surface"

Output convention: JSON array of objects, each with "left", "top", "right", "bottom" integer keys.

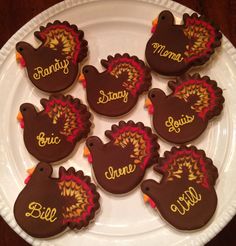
[{"left": 0, "top": 0, "right": 236, "bottom": 245}]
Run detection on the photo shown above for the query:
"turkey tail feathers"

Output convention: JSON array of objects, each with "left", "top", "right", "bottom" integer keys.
[
  {"left": 169, "top": 73, "right": 224, "bottom": 121},
  {"left": 183, "top": 13, "right": 222, "bottom": 64},
  {"left": 105, "top": 120, "right": 159, "bottom": 170},
  {"left": 101, "top": 53, "right": 152, "bottom": 96},
  {"left": 41, "top": 94, "right": 91, "bottom": 143},
  {"left": 58, "top": 167, "right": 100, "bottom": 230},
  {"left": 158, "top": 146, "right": 218, "bottom": 189},
  {"left": 35, "top": 20, "right": 88, "bottom": 64}
]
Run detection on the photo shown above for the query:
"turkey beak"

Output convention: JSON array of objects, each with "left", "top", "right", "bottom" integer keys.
[
  {"left": 151, "top": 18, "right": 158, "bottom": 33},
  {"left": 78, "top": 73, "right": 86, "bottom": 88},
  {"left": 143, "top": 194, "right": 156, "bottom": 208},
  {"left": 16, "top": 52, "right": 26, "bottom": 67},
  {"left": 24, "top": 166, "right": 36, "bottom": 184},
  {"left": 17, "top": 111, "right": 24, "bottom": 128},
  {"left": 83, "top": 145, "right": 93, "bottom": 164},
  {"left": 27, "top": 166, "right": 36, "bottom": 175},
  {"left": 144, "top": 98, "right": 154, "bottom": 114}
]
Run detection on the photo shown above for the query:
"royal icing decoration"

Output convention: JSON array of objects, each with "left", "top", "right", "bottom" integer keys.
[
  {"left": 84, "top": 121, "right": 159, "bottom": 194},
  {"left": 25, "top": 202, "right": 57, "bottom": 223}
]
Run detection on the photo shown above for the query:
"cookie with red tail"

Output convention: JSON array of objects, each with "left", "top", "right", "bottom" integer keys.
[
  {"left": 141, "top": 145, "right": 218, "bottom": 230},
  {"left": 146, "top": 10, "right": 222, "bottom": 76},
  {"left": 145, "top": 73, "right": 224, "bottom": 144},
  {"left": 79, "top": 53, "right": 152, "bottom": 117},
  {"left": 84, "top": 120, "right": 159, "bottom": 194},
  {"left": 14, "top": 162, "right": 100, "bottom": 238},
  {"left": 16, "top": 20, "right": 88, "bottom": 92},
  {"left": 17, "top": 94, "right": 91, "bottom": 163}
]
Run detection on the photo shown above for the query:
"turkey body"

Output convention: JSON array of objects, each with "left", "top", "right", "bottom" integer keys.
[
  {"left": 142, "top": 176, "right": 217, "bottom": 230},
  {"left": 22, "top": 109, "right": 74, "bottom": 162},
  {"left": 91, "top": 142, "right": 146, "bottom": 194},
  {"left": 85, "top": 70, "right": 136, "bottom": 117},
  {"left": 14, "top": 174, "right": 64, "bottom": 238},
  {"left": 23, "top": 46, "right": 77, "bottom": 92},
  {"left": 145, "top": 23, "right": 188, "bottom": 76}
]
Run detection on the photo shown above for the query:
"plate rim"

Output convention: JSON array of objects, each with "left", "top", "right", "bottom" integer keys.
[{"left": 0, "top": 0, "right": 236, "bottom": 245}]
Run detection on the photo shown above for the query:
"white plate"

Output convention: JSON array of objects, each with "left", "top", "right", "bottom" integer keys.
[{"left": 0, "top": 0, "right": 236, "bottom": 245}]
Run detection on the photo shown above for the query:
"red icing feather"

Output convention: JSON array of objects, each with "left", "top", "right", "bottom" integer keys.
[
  {"left": 59, "top": 167, "right": 99, "bottom": 226},
  {"left": 159, "top": 146, "right": 218, "bottom": 189},
  {"left": 183, "top": 14, "right": 222, "bottom": 63},
  {"left": 43, "top": 95, "right": 91, "bottom": 143},
  {"left": 35, "top": 21, "right": 87, "bottom": 64},
  {"left": 102, "top": 54, "right": 151, "bottom": 96},
  {"left": 106, "top": 121, "right": 159, "bottom": 170},
  {"left": 170, "top": 75, "right": 224, "bottom": 121}
]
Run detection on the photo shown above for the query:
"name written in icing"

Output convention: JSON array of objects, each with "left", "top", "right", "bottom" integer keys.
[
  {"left": 165, "top": 114, "right": 195, "bottom": 133},
  {"left": 25, "top": 202, "right": 57, "bottom": 223},
  {"left": 36, "top": 132, "right": 61, "bottom": 147},
  {"left": 105, "top": 164, "right": 136, "bottom": 180},
  {"left": 33, "top": 58, "right": 69, "bottom": 80},
  {"left": 97, "top": 90, "right": 129, "bottom": 104},
  {"left": 152, "top": 42, "right": 184, "bottom": 63},
  {"left": 170, "top": 186, "right": 202, "bottom": 215}
]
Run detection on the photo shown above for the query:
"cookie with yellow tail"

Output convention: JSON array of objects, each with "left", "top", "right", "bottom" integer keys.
[
  {"left": 16, "top": 20, "right": 88, "bottom": 92},
  {"left": 145, "top": 73, "right": 224, "bottom": 144},
  {"left": 79, "top": 53, "right": 152, "bottom": 117},
  {"left": 84, "top": 120, "right": 159, "bottom": 194},
  {"left": 141, "top": 145, "right": 218, "bottom": 230},
  {"left": 145, "top": 10, "right": 222, "bottom": 76},
  {"left": 14, "top": 162, "right": 100, "bottom": 238},
  {"left": 17, "top": 94, "right": 91, "bottom": 163}
]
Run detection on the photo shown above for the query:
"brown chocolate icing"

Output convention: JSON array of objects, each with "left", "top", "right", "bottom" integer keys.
[
  {"left": 16, "top": 20, "right": 88, "bottom": 92},
  {"left": 141, "top": 146, "right": 218, "bottom": 230},
  {"left": 19, "top": 94, "right": 91, "bottom": 163},
  {"left": 14, "top": 162, "right": 100, "bottom": 238},
  {"left": 147, "top": 73, "right": 224, "bottom": 144},
  {"left": 145, "top": 11, "right": 222, "bottom": 76},
  {"left": 85, "top": 121, "right": 159, "bottom": 194},
  {"left": 81, "top": 53, "right": 152, "bottom": 117}
]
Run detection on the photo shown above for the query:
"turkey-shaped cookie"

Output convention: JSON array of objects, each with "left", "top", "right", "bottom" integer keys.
[
  {"left": 16, "top": 20, "right": 88, "bottom": 92},
  {"left": 84, "top": 121, "right": 159, "bottom": 194},
  {"left": 79, "top": 53, "right": 152, "bottom": 117},
  {"left": 145, "top": 10, "right": 222, "bottom": 76},
  {"left": 145, "top": 74, "right": 224, "bottom": 144},
  {"left": 141, "top": 146, "right": 218, "bottom": 230},
  {"left": 17, "top": 94, "right": 91, "bottom": 163},
  {"left": 14, "top": 162, "right": 100, "bottom": 238}
]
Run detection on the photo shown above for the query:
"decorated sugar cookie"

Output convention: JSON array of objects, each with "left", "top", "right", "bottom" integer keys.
[
  {"left": 145, "top": 10, "right": 222, "bottom": 76},
  {"left": 16, "top": 20, "right": 88, "bottom": 92},
  {"left": 79, "top": 53, "right": 152, "bottom": 117},
  {"left": 84, "top": 120, "right": 159, "bottom": 194},
  {"left": 17, "top": 94, "right": 91, "bottom": 163},
  {"left": 145, "top": 73, "right": 224, "bottom": 144},
  {"left": 141, "top": 145, "right": 218, "bottom": 230},
  {"left": 14, "top": 162, "right": 100, "bottom": 238}
]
